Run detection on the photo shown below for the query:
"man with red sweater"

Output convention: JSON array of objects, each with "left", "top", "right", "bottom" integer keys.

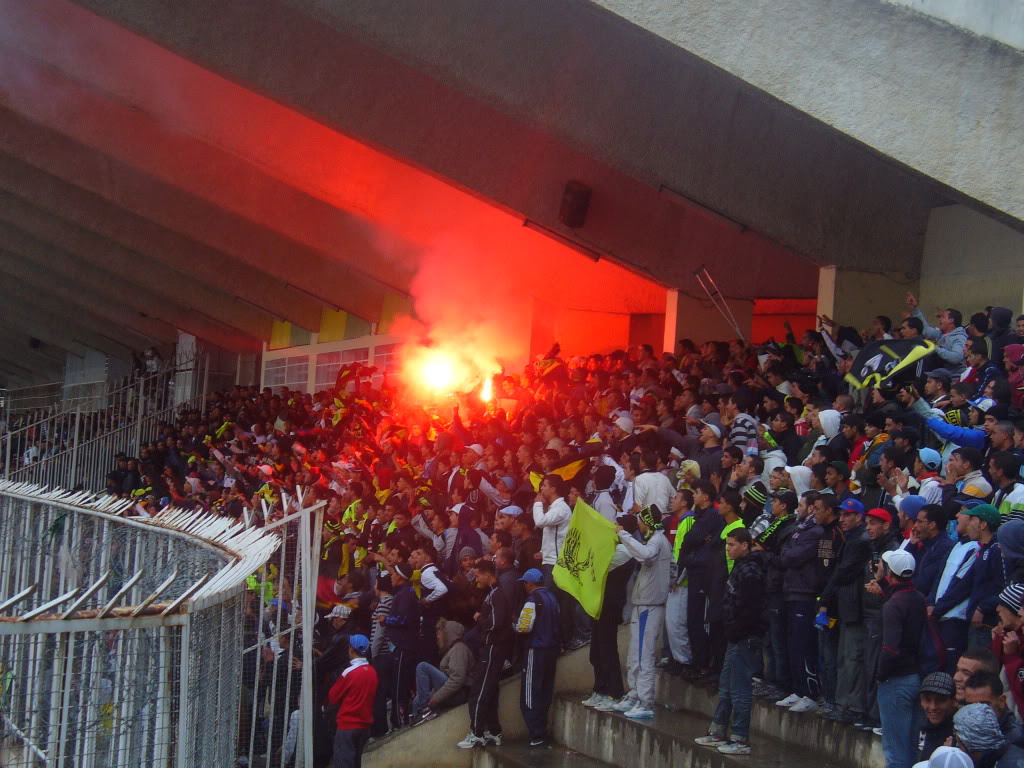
[{"left": 327, "top": 634, "right": 379, "bottom": 768}]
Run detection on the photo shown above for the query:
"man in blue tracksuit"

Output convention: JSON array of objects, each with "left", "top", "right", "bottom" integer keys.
[
  {"left": 932, "top": 503, "right": 1003, "bottom": 653},
  {"left": 513, "top": 568, "right": 560, "bottom": 747}
]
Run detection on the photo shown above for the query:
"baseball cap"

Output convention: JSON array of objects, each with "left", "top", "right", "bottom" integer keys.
[
  {"left": 911, "top": 746, "right": 972, "bottom": 768},
  {"left": 498, "top": 505, "right": 524, "bottom": 517},
  {"left": 838, "top": 498, "right": 865, "bottom": 516},
  {"left": 959, "top": 503, "right": 1001, "bottom": 531},
  {"left": 614, "top": 415, "right": 634, "bottom": 434},
  {"left": 881, "top": 549, "right": 916, "bottom": 577},
  {"left": 866, "top": 508, "right": 893, "bottom": 524},
  {"left": 349, "top": 634, "right": 370, "bottom": 653},
  {"left": 917, "top": 448, "right": 942, "bottom": 471},
  {"left": 518, "top": 568, "right": 544, "bottom": 583},
  {"left": 700, "top": 417, "right": 724, "bottom": 442},
  {"left": 327, "top": 604, "right": 352, "bottom": 620},
  {"left": 919, "top": 671, "right": 955, "bottom": 697},
  {"left": 998, "top": 583, "right": 1024, "bottom": 614},
  {"left": 926, "top": 369, "right": 953, "bottom": 385},
  {"left": 952, "top": 492, "right": 986, "bottom": 509},
  {"left": 770, "top": 490, "right": 798, "bottom": 510},
  {"left": 828, "top": 460, "right": 851, "bottom": 479},
  {"left": 899, "top": 495, "right": 928, "bottom": 520},
  {"left": 969, "top": 397, "right": 997, "bottom": 413}
]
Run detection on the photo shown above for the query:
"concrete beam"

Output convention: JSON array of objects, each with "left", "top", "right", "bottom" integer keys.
[
  {"left": 0, "top": 286, "right": 154, "bottom": 356},
  {"left": 0, "top": 268, "right": 178, "bottom": 346},
  {"left": 0, "top": 155, "right": 324, "bottom": 331},
  {"left": 0, "top": 229, "right": 264, "bottom": 352},
  {"left": 0, "top": 97, "right": 390, "bottom": 323},
  {"left": 57, "top": 0, "right": 943, "bottom": 280},
  {"left": 0, "top": 197, "right": 271, "bottom": 342},
  {"left": 0, "top": 308, "right": 127, "bottom": 360},
  {"left": 0, "top": 329, "right": 68, "bottom": 367}
]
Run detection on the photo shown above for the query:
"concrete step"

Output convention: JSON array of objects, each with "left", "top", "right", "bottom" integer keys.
[
  {"left": 655, "top": 671, "right": 884, "bottom": 768},
  {"left": 473, "top": 742, "right": 608, "bottom": 768},
  {"left": 549, "top": 692, "right": 842, "bottom": 768}
]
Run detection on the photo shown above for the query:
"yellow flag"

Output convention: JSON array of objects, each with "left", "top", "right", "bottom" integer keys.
[{"left": 553, "top": 499, "right": 618, "bottom": 619}]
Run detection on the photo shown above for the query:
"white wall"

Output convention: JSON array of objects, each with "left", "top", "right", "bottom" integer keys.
[
  {"left": 884, "top": 0, "right": 1024, "bottom": 50},
  {"left": 919, "top": 204, "right": 1024, "bottom": 316}
]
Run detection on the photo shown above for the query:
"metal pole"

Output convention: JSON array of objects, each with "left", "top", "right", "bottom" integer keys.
[
  {"left": 175, "top": 618, "right": 192, "bottom": 768},
  {"left": 69, "top": 406, "right": 81, "bottom": 489},
  {"left": 201, "top": 354, "right": 210, "bottom": 420}
]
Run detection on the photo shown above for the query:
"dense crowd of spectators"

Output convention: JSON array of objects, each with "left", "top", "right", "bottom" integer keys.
[{"left": 102, "top": 293, "right": 1024, "bottom": 768}]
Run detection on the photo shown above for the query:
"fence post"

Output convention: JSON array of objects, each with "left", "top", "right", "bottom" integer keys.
[
  {"left": 133, "top": 375, "right": 145, "bottom": 456},
  {"left": 201, "top": 354, "right": 210, "bottom": 419},
  {"left": 4, "top": 428, "right": 11, "bottom": 478},
  {"left": 69, "top": 406, "right": 81, "bottom": 489}
]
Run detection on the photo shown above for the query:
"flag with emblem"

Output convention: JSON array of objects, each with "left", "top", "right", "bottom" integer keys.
[{"left": 553, "top": 499, "right": 618, "bottom": 618}]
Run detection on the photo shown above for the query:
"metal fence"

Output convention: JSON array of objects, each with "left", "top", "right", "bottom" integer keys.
[
  {"left": 0, "top": 481, "right": 320, "bottom": 768},
  {"left": 2, "top": 355, "right": 209, "bottom": 492}
]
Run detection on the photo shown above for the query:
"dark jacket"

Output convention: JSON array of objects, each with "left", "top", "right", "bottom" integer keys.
[
  {"left": 821, "top": 523, "right": 870, "bottom": 623},
  {"left": 477, "top": 581, "right": 516, "bottom": 648},
  {"left": 815, "top": 519, "right": 845, "bottom": 600},
  {"left": 864, "top": 531, "right": 900, "bottom": 617},
  {"left": 755, "top": 514, "right": 798, "bottom": 595},
  {"left": 918, "top": 715, "right": 954, "bottom": 763},
  {"left": 781, "top": 517, "right": 824, "bottom": 601},
  {"left": 909, "top": 534, "right": 955, "bottom": 597},
  {"left": 722, "top": 551, "right": 768, "bottom": 642},
  {"left": 877, "top": 581, "right": 926, "bottom": 681},
  {"left": 968, "top": 540, "right": 1005, "bottom": 624},
  {"left": 383, "top": 582, "right": 421, "bottom": 652},
  {"left": 678, "top": 505, "right": 725, "bottom": 582},
  {"left": 988, "top": 307, "right": 1017, "bottom": 374}
]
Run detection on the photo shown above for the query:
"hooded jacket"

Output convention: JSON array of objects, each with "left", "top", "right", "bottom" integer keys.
[
  {"left": 617, "top": 528, "right": 671, "bottom": 606},
  {"left": 678, "top": 505, "right": 726, "bottom": 581},
  {"left": 988, "top": 307, "right": 1018, "bottom": 373},
  {"left": 431, "top": 620, "right": 475, "bottom": 706},
  {"left": 755, "top": 513, "right": 798, "bottom": 595},
  {"left": 721, "top": 550, "right": 768, "bottom": 642},
  {"left": 780, "top": 517, "right": 824, "bottom": 601}
]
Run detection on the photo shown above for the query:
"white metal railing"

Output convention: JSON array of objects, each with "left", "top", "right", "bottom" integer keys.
[
  {"left": 2, "top": 355, "right": 209, "bottom": 492},
  {"left": 0, "top": 482, "right": 321, "bottom": 768}
]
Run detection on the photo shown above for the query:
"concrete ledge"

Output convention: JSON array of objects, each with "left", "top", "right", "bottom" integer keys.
[
  {"left": 656, "top": 672, "right": 885, "bottom": 768},
  {"left": 550, "top": 692, "right": 833, "bottom": 768},
  {"left": 363, "top": 641, "right": 599, "bottom": 768}
]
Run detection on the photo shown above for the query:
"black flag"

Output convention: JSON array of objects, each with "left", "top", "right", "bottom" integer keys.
[{"left": 844, "top": 338, "right": 936, "bottom": 390}]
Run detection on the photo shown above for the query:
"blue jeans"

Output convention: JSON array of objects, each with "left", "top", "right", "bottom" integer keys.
[
  {"left": 711, "top": 636, "right": 761, "bottom": 742},
  {"left": 877, "top": 673, "right": 921, "bottom": 768},
  {"left": 412, "top": 662, "right": 448, "bottom": 713},
  {"left": 333, "top": 728, "right": 369, "bottom": 768}
]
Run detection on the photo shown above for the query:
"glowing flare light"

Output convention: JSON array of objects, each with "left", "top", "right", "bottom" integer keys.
[{"left": 480, "top": 377, "right": 493, "bottom": 402}]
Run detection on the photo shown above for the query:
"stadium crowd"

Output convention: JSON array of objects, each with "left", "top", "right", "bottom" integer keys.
[{"left": 104, "top": 292, "right": 1024, "bottom": 768}]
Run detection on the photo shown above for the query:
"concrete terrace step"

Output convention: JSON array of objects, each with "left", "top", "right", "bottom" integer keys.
[
  {"left": 655, "top": 671, "right": 884, "bottom": 768},
  {"left": 474, "top": 742, "right": 609, "bottom": 768},
  {"left": 550, "top": 692, "right": 841, "bottom": 768}
]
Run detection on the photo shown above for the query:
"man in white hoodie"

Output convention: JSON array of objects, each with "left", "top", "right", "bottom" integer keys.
[
  {"left": 533, "top": 474, "right": 574, "bottom": 646},
  {"left": 612, "top": 504, "right": 672, "bottom": 720}
]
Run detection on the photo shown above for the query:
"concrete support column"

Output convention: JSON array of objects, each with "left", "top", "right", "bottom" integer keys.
[
  {"left": 919, "top": 205, "right": 1024, "bottom": 316},
  {"left": 662, "top": 288, "right": 753, "bottom": 352},
  {"left": 816, "top": 266, "right": 918, "bottom": 337}
]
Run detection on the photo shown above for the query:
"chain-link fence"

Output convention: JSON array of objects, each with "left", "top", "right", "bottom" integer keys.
[{"left": 0, "top": 482, "right": 299, "bottom": 768}]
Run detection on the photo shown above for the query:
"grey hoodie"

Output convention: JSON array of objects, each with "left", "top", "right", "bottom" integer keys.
[
  {"left": 432, "top": 620, "right": 475, "bottom": 706},
  {"left": 617, "top": 528, "right": 671, "bottom": 606}
]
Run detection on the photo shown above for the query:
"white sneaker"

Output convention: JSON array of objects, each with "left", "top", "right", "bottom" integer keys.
[
  {"left": 457, "top": 733, "right": 485, "bottom": 749},
  {"left": 612, "top": 696, "right": 637, "bottom": 712},
  {"left": 582, "top": 692, "right": 601, "bottom": 707},
  {"left": 789, "top": 696, "right": 817, "bottom": 713},
  {"left": 623, "top": 704, "right": 654, "bottom": 719},
  {"left": 483, "top": 731, "right": 502, "bottom": 746},
  {"left": 775, "top": 693, "right": 801, "bottom": 707},
  {"left": 592, "top": 696, "right": 618, "bottom": 712},
  {"left": 694, "top": 734, "right": 728, "bottom": 747}
]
